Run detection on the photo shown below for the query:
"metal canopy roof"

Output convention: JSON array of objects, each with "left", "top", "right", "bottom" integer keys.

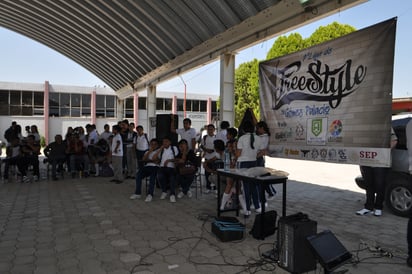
[{"left": 0, "top": 0, "right": 365, "bottom": 98}]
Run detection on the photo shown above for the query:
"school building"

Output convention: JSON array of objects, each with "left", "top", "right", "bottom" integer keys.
[{"left": 0, "top": 81, "right": 219, "bottom": 144}]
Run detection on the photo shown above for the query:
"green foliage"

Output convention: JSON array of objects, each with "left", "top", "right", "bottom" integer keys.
[
  {"left": 234, "top": 59, "right": 260, "bottom": 127},
  {"left": 234, "top": 22, "right": 356, "bottom": 122},
  {"left": 304, "top": 22, "right": 356, "bottom": 47},
  {"left": 266, "top": 33, "right": 305, "bottom": 60},
  {"left": 40, "top": 135, "right": 46, "bottom": 147}
]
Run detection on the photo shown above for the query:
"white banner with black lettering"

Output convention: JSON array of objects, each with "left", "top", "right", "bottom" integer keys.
[{"left": 259, "top": 18, "right": 396, "bottom": 167}]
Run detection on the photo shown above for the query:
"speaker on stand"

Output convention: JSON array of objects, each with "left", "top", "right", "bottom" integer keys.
[{"left": 156, "top": 114, "right": 178, "bottom": 146}]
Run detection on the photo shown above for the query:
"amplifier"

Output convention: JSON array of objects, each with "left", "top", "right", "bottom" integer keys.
[{"left": 278, "top": 212, "right": 317, "bottom": 273}]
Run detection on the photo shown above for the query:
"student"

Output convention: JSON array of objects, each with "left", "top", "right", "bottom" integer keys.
[
  {"left": 256, "top": 121, "right": 276, "bottom": 200},
  {"left": 171, "top": 117, "right": 197, "bottom": 151},
  {"left": 110, "top": 125, "right": 124, "bottom": 184},
  {"left": 135, "top": 125, "right": 150, "bottom": 170},
  {"left": 236, "top": 120, "right": 262, "bottom": 216},
  {"left": 43, "top": 134, "right": 67, "bottom": 180},
  {"left": 175, "top": 139, "right": 199, "bottom": 199},
  {"left": 155, "top": 135, "right": 179, "bottom": 202},
  {"left": 201, "top": 124, "right": 216, "bottom": 193},
  {"left": 130, "top": 138, "right": 160, "bottom": 202},
  {"left": 356, "top": 128, "right": 398, "bottom": 216}
]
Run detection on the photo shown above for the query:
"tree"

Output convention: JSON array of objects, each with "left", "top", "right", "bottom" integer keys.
[
  {"left": 234, "top": 59, "right": 260, "bottom": 126},
  {"left": 233, "top": 22, "right": 356, "bottom": 126}
]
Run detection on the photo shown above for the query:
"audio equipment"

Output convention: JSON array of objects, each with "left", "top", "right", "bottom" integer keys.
[
  {"left": 156, "top": 114, "right": 178, "bottom": 145},
  {"left": 278, "top": 212, "right": 317, "bottom": 273}
]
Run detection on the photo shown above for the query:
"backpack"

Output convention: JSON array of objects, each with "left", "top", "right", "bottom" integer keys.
[{"left": 100, "top": 162, "right": 114, "bottom": 177}]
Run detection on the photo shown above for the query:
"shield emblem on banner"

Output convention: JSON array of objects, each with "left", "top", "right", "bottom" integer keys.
[{"left": 311, "top": 119, "right": 322, "bottom": 136}]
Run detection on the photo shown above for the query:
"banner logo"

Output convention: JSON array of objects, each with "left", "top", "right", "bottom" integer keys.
[{"left": 270, "top": 59, "right": 367, "bottom": 110}]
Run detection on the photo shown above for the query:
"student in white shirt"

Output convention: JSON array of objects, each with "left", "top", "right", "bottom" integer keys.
[
  {"left": 171, "top": 117, "right": 197, "bottom": 151},
  {"left": 236, "top": 120, "right": 262, "bottom": 216}
]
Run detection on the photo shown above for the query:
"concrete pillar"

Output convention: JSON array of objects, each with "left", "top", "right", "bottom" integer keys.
[
  {"left": 147, "top": 85, "right": 157, "bottom": 138},
  {"left": 172, "top": 95, "right": 177, "bottom": 114},
  {"left": 91, "top": 89, "right": 96, "bottom": 125},
  {"left": 207, "top": 97, "right": 212, "bottom": 124},
  {"left": 44, "top": 81, "right": 50, "bottom": 144},
  {"left": 219, "top": 53, "right": 235, "bottom": 126},
  {"left": 134, "top": 93, "right": 139, "bottom": 125}
]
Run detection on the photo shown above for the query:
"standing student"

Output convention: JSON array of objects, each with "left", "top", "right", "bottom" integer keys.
[
  {"left": 201, "top": 124, "right": 217, "bottom": 193},
  {"left": 110, "top": 125, "right": 124, "bottom": 184},
  {"left": 236, "top": 120, "right": 262, "bottom": 216},
  {"left": 171, "top": 117, "right": 197, "bottom": 151},
  {"left": 356, "top": 128, "right": 398, "bottom": 216},
  {"left": 135, "top": 125, "right": 150, "bottom": 170},
  {"left": 256, "top": 121, "right": 276, "bottom": 200}
]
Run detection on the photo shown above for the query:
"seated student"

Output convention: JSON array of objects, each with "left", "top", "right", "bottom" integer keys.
[
  {"left": 88, "top": 138, "right": 110, "bottom": 177},
  {"left": 3, "top": 137, "right": 24, "bottom": 182},
  {"left": 43, "top": 134, "right": 67, "bottom": 180},
  {"left": 130, "top": 138, "right": 160, "bottom": 202},
  {"left": 203, "top": 139, "right": 225, "bottom": 195},
  {"left": 154, "top": 135, "right": 179, "bottom": 203},
  {"left": 18, "top": 134, "right": 41, "bottom": 182},
  {"left": 175, "top": 139, "right": 199, "bottom": 199},
  {"left": 66, "top": 132, "right": 89, "bottom": 178}
]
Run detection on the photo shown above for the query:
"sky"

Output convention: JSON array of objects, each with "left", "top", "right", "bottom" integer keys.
[{"left": 0, "top": 0, "right": 411, "bottom": 98}]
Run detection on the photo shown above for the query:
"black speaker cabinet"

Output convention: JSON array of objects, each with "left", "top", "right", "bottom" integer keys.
[
  {"left": 156, "top": 114, "right": 178, "bottom": 145},
  {"left": 249, "top": 210, "right": 277, "bottom": 240},
  {"left": 278, "top": 212, "right": 317, "bottom": 274},
  {"left": 306, "top": 230, "right": 352, "bottom": 273}
]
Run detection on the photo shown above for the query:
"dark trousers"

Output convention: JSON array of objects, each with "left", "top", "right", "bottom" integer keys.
[
  {"left": 135, "top": 166, "right": 158, "bottom": 195},
  {"left": 239, "top": 160, "right": 259, "bottom": 210},
  {"left": 176, "top": 173, "right": 195, "bottom": 194},
  {"left": 157, "top": 167, "right": 176, "bottom": 195},
  {"left": 360, "top": 166, "right": 388, "bottom": 210}
]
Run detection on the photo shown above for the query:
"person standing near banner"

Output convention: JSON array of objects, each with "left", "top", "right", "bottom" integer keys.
[{"left": 356, "top": 128, "right": 398, "bottom": 216}]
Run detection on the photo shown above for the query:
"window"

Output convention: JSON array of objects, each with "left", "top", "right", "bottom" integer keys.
[
  {"left": 177, "top": 99, "right": 184, "bottom": 111},
  {"left": 185, "top": 99, "right": 191, "bottom": 112},
  {"left": 200, "top": 100, "right": 207, "bottom": 112},
  {"left": 82, "top": 94, "right": 91, "bottom": 108},
  {"left": 156, "top": 98, "right": 164, "bottom": 110},
  {"left": 34, "top": 92, "right": 44, "bottom": 106},
  {"left": 10, "top": 90, "right": 21, "bottom": 105},
  {"left": 192, "top": 100, "right": 200, "bottom": 112},
  {"left": 138, "top": 97, "right": 146, "bottom": 110},
  {"left": 124, "top": 97, "right": 134, "bottom": 118},
  {"left": 164, "top": 98, "right": 172, "bottom": 111},
  {"left": 71, "top": 94, "right": 80, "bottom": 107},
  {"left": 22, "top": 91, "right": 32, "bottom": 106},
  {"left": 49, "top": 92, "right": 59, "bottom": 107},
  {"left": 96, "top": 95, "right": 116, "bottom": 118}
]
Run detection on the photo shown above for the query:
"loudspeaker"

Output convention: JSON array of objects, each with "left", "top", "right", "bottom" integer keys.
[
  {"left": 306, "top": 230, "right": 352, "bottom": 272},
  {"left": 156, "top": 114, "right": 178, "bottom": 145},
  {"left": 249, "top": 210, "right": 277, "bottom": 240},
  {"left": 278, "top": 212, "right": 317, "bottom": 273}
]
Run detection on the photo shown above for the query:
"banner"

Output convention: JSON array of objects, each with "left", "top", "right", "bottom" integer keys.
[{"left": 259, "top": 18, "right": 397, "bottom": 167}]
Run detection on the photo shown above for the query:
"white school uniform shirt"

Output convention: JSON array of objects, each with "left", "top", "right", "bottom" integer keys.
[
  {"left": 111, "top": 133, "right": 123, "bottom": 157},
  {"left": 145, "top": 149, "right": 160, "bottom": 167},
  {"left": 176, "top": 128, "right": 197, "bottom": 150},
  {"left": 135, "top": 134, "right": 149, "bottom": 151},
  {"left": 159, "top": 146, "right": 178, "bottom": 168},
  {"left": 216, "top": 129, "right": 228, "bottom": 144},
  {"left": 259, "top": 133, "right": 269, "bottom": 150},
  {"left": 88, "top": 129, "right": 99, "bottom": 145},
  {"left": 202, "top": 134, "right": 216, "bottom": 160},
  {"left": 237, "top": 133, "right": 262, "bottom": 162}
]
